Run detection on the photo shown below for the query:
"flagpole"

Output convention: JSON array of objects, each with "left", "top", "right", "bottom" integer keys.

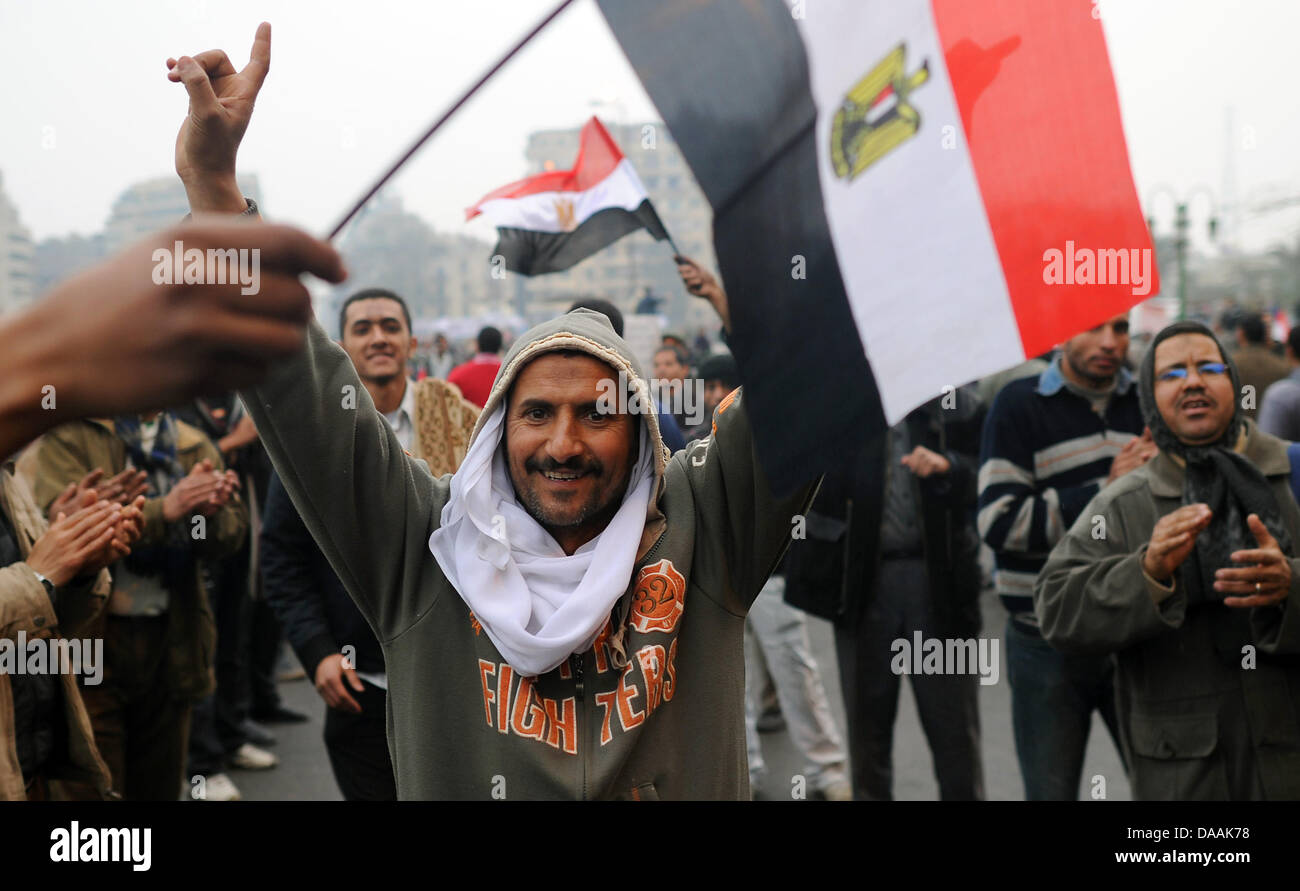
[{"left": 328, "top": 0, "right": 578, "bottom": 241}]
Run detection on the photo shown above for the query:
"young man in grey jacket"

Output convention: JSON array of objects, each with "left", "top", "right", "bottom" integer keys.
[{"left": 170, "top": 24, "right": 815, "bottom": 799}]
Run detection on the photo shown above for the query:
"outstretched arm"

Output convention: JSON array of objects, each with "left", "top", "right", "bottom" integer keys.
[
  {"left": 0, "top": 221, "right": 342, "bottom": 460},
  {"left": 167, "top": 25, "right": 443, "bottom": 639}
]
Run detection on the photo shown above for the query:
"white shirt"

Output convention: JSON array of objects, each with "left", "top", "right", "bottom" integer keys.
[{"left": 381, "top": 379, "right": 417, "bottom": 453}]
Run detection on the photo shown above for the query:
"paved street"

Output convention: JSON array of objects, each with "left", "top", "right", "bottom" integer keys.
[{"left": 226, "top": 586, "right": 1130, "bottom": 802}]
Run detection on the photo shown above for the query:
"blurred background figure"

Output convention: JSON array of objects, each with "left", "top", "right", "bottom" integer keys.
[
  {"left": 788, "top": 388, "right": 987, "bottom": 800},
  {"left": 1234, "top": 313, "right": 1289, "bottom": 421},
  {"left": 1258, "top": 327, "right": 1300, "bottom": 440},
  {"left": 447, "top": 326, "right": 504, "bottom": 409},
  {"left": 431, "top": 333, "right": 456, "bottom": 380}
]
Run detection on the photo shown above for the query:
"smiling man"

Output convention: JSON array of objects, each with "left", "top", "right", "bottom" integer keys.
[
  {"left": 1036, "top": 320, "right": 1300, "bottom": 799},
  {"left": 339, "top": 288, "right": 418, "bottom": 444},
  {"left": 169, "top": 24, "right": 815, "bottom": 799},
  {"left": 502, "top": 353, "right": 640, "bottom": 554},
  {"left": 249, "top": 303, "right": 811, "bottom": 799}
]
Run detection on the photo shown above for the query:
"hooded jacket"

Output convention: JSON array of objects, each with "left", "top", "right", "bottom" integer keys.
[{"left": 243, "top": 310, "right": 815, "bottom": 799}]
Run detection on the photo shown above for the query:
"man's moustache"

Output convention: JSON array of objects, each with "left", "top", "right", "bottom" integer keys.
[
  {"left": 528, "top": 458, "right": 601, "bottom": 474},
  {"left": 1178, "top": 389, "right": 1215, "bottom": 408}
]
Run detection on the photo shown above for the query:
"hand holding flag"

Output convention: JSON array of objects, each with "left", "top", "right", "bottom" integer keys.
[{"left": 676, "top": 256, "right": 730, "bottom": 331}]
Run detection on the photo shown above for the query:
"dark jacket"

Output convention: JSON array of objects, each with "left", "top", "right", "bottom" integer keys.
[
  {"left": 261, "top": 471, "right": 384, "bottom": 680},
  {"left": 785, "top": 387, "right": 985, "bottom": 637}
]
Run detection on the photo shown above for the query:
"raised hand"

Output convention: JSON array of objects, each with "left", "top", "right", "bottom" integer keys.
[
  {"left": 1107, "top": 429, "right": 1157, "bottom": 484},
  {"left": 47, "top": 469, "right": 104, "bottom": 523},
  {"left": 83, "top": 494, "right": 148, "bottom": 571},
  {"left": 26, "top": 501, "right": 120, "bottom": 587},
  {"left": 162, "top": 460, "right": 225, "bottom": 521},
  {"left": 676, "top": 255, "right": 730, "bottom": 331},
  {"left": 1216, "top": 513, "right": 1293, "bottom": 608},
  {"left": 49, "top": 469, "right": 150, "bottom": 523},
  {"left": 197, "top": 469, "right": 242, "bottom": 516},
  {"left": 167, "top": 22, "right": 272, "bottom": 213},
  {"left": 1142, "top": 503, "right": 1211, "bottom": 583},
  {"left": 96, "top": 468, "right": 151, "bottom": 506}
]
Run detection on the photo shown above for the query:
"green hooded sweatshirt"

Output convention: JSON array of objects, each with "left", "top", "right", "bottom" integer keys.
[{"left": 243, "top": 309, "right": 815, "bottom": 799}]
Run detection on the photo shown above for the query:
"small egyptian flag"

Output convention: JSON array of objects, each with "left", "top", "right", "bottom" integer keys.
[
  {"left": 598, "top": 0, "right": 1156, "bottom": 494},
  {"left": 467, "top": 117, "right": 669, "bottom": 275}
]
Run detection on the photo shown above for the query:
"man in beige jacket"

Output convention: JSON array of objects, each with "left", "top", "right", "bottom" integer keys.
[{"left": 0, "top": 460, "right": 144, "bottom": 799}]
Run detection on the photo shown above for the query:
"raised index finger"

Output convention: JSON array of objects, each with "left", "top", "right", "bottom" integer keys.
[{"left": 241, "top": 22, "right": 271, "bottom": 90}]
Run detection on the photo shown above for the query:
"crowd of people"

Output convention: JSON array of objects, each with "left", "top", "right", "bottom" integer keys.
[{"left": 2, "top": 23, "right": 1299, "bottom": 802}]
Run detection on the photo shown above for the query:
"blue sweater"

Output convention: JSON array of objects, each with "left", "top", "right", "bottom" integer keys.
[{"left": 977, "top": 360, "right": 1144, "bottom": 615}]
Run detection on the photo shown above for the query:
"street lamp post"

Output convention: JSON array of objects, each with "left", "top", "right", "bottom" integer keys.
[{"left": 1147, "top": 186, "right": 1218, "bottom": 321}]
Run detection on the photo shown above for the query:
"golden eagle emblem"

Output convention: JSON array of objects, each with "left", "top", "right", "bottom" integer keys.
[
  {"left": 831, "top": 43, "right": 930, "bottom": 181},
  {"left": 554, "top": 197, "right": 577, "bottom": 231}
]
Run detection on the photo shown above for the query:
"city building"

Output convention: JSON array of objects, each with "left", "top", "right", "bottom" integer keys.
[
  {"left": 103, "top": 174, "right": 262, "bottom": 255},
  {"left": 0, "top": 171, "right": 36, "bottom": 314}
]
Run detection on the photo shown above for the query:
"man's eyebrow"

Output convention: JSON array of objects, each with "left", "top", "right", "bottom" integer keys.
[
  {"left": 1156, "top": 356, "right": 1223, "bottom": 374},
  {"left": 515, "top": 397, "right": 554, "bottom": 412}
]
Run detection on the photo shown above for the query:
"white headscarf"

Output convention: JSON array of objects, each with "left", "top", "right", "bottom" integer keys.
[{"left": 428, "top": 404, "right": 655, "bottom": 677}]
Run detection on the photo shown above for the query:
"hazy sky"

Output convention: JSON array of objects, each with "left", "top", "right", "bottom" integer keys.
[{"left": 1, "top": 0, "right": 1297, "bottom": 254}]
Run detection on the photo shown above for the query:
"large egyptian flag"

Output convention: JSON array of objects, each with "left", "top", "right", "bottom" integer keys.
[
  {"left": 598, "top": 0, "right": 1156, "bottom": 495},
  {"left": 467, "top": 116, "right": 669, "bottom": 275}
]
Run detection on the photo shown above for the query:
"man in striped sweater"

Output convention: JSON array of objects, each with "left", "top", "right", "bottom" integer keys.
[{"left": 978, "top": 315, "right": 1154, "bottom": 799}]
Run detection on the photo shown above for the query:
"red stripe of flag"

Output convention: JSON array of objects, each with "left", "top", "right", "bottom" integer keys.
[
  {"left": 465, "top": 116, "right": 625, "bottom": 220},
  {"left": 932, "top": 0, "right": 1156, "bottom": 355}
]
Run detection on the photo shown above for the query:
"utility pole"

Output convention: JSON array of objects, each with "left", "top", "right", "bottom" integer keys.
[{"left": 1148, "top": 188, "right": 1217, "bottom": 320}]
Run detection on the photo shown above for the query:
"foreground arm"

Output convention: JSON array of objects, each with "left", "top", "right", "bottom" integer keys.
[{"left": 0, "top": 223, "right": 342, "bottom": 460}]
